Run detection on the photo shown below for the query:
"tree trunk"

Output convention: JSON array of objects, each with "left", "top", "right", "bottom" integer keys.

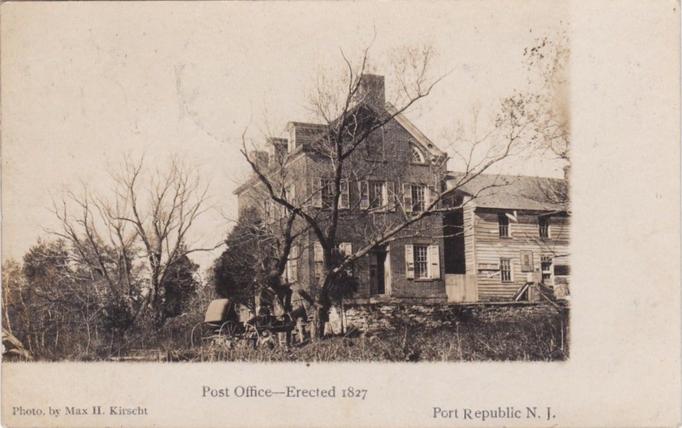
[
  {"left": 311, "top": 268, "right": 339, "bottom": 339},
  {"left": 3, "top": 296, "right": 12, "bottom": 335}
]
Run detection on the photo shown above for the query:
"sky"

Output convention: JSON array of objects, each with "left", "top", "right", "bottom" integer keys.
[{"left": 2, "top": 1, "right": 568, "bottom": 269}]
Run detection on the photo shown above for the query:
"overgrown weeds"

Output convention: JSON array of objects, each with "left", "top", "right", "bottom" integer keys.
[{"left": 184, "top": 306, "right": 568, "bottom": 362}]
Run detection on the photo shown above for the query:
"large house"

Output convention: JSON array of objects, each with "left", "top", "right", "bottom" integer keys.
[{"left": 234, "top": 74, "right": 570, "bottom": 304}]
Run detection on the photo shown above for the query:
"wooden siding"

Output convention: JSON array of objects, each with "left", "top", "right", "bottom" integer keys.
[
  {"left": 445, "top": 274, "right": 477, "bottom": 302},
  {"left": 472, "top": 208, "right": 570, "bottom": 301},
  {"left": 463, "top": 203, "right": 477, "bottom": 275}
]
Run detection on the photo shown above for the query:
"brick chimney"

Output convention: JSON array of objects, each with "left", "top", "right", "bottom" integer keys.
[
  {"left": 267, "top": 137, "right": 288, "bottom": 165},
  {"left": 287, "top": 122, "right": 327, "bottom": 152},
  {"left": 357, "top": 74, "right": 385, "bottom": 109}
]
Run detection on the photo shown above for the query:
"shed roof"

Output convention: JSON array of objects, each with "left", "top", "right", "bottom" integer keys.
[{"left": 446, "top": 172, "right": 569, "bottom": 212}]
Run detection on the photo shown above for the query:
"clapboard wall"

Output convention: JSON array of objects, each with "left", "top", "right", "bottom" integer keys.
[{"left": 471, "top": 208, "right": 570, "bottom": 301}]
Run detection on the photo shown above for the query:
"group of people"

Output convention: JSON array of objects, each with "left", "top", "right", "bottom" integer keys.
[{"left": 255, "top": 270, "right": 315, "bottom": 346}]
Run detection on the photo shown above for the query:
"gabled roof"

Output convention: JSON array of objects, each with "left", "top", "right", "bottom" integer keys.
[
  {"left": 446, "top": 172, "right": 569, "bottom": 212},
  {"left": 308, "top": 101, "right": 446, "bottom": 160},
  {"left": 383, "top": 103, "right": 446, "bottom": 159},
  {"left": 234, "top": 92, "right": 447, "bottom": 195}
]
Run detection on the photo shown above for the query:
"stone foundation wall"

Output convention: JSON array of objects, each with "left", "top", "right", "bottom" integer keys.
[{"left": 330, "top": 302, "right": 565, "bottom": 334}]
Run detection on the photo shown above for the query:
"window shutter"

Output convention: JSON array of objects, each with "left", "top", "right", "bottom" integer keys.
[
  {"left": 428, "top": 245, "right": 440, "bottom": 279},
  {"left": 312, "top": 178, "right": 322, "bottom": 208},
  {"left": 402, "top": 183, "right": 413, "bottom": 213},
  {"left": 290, "top": 259, "right": 298, "bottom": 282},
  {"left": 380, "top": 182, "right": 388, "bottom": 211},
  {"left": 385, "top": 181, "right": 395, "bottom": 211},
  {"left": 433, "top": 175, "right": 441, "bottom": 206},
  {"left": 359, "top": 181, "right": 369, "bottom": 209},
  {"left": 285, "top": 251, "right": 291, "bottom": 281},
  {"left": 339, "top": 180, "right": 350, "bottom": 209},
  {"left": 405, "top": 244, "right": 414, "bottom": 279},
  {"left": 427, "top": 185, "right": 436, "bottom": 209},
  {"left": 313, "top": 241, "right": 324, "bottom": 262},
  {"left": 288, "top": 245, "right": 299, "bottom": 282}
]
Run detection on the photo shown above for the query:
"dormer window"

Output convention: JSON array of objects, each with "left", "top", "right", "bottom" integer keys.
[{"left": 409, "top": 143, "right": 425, "bottom": 164}]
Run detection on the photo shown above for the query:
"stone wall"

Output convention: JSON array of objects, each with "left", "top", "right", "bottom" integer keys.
[{"left": 331, "top": 302, "right": 565, "bottom": 334}]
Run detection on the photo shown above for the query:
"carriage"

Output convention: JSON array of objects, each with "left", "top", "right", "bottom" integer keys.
[{"left": 190, "top": 298, "right": 300, "bottom": 349}]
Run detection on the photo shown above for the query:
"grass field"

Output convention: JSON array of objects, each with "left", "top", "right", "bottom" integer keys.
[{"left": 176, "top": 306, "right": 568, "bottom": 362}]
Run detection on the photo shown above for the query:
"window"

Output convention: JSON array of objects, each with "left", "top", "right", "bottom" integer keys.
[
  {"left": 402, "top": 183, "right": 430, "bottom": 213},
  {"left": 541, "top": 256, "right": 553, "bottom": 283},
  {"left": 360, "top": 180, "right": 394, "bottom": 211},
  {"left": 498, "top": 213, "right": 510, "bottom": 237},
  {"left": 554, "top": 265, "right": 570, "bottom": 276},
  {"left": 314, "top": 241, "right": 353, "bottom": 283},
  {"left": 414, "top": 245, "right": 429, "bottom": 279},
  {"left": 500, "top": 258, "right": 512, "bottom": 282},
  {"left": 369, "top": 180, "right": 384, "bottom": 209},
  {"left": 411, "top": 184, "right": 425, "bottom": 212},
  {"left": 405, "top": 244, "right": 441, "bottom": 280},
  {"left": 409, "top": 143, "right": 425, "bottom": 163},
  {"left": 539, "top": 216, "right": 550, "bottom": 238},
  {"left": 315, "top": 179, "right": 348, "bottom": 209},
  {"left": 339, "top": 180, "right": 349, "bottom": 209},
  {"left": 359, "top": 181, "right": 369, "bottom": 209},
  {"left": 320, "top": 179, "right": 334, "bottom": 209}
]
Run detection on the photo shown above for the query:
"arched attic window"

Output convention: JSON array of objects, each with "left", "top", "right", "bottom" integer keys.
[{"left": 409, "top": 143, "right": 425, "bottom": 164}]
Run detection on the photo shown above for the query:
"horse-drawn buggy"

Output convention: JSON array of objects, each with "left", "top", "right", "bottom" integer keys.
[{"left": 191, "top": 292, "right": 305, "bottom": 349}]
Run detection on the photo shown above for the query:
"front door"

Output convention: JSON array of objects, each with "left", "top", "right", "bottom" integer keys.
[{"left": 370, "top": 246, "right": 391, "bottom": 296}]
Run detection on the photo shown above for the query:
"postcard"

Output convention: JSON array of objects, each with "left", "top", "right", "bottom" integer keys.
[{"left": 1, "top": 1, "right": 680, "bottom": 427}]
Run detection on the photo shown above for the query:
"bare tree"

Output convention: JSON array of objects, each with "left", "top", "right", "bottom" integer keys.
[
  {"left": 50, "top": 155, "right": 217, "bottom": 328},
  {"left": 522, "top": 31, "right": 570, "bottom": 206}
]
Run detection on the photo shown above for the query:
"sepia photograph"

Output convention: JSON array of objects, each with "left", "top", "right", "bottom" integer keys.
[
  {"left": 2, "top": 3, "right": 571, "bottom": 363},
  {"left": 1, "top": 1, "right": 680, "bottom": 426}
]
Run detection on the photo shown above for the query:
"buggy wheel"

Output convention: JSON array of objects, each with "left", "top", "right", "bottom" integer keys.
[
  {"left": 219, "top": 321, "right": 239, "bottom": 338},
  {"left": 190, "top": 322, "right": 207, "bottom": 348}
]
